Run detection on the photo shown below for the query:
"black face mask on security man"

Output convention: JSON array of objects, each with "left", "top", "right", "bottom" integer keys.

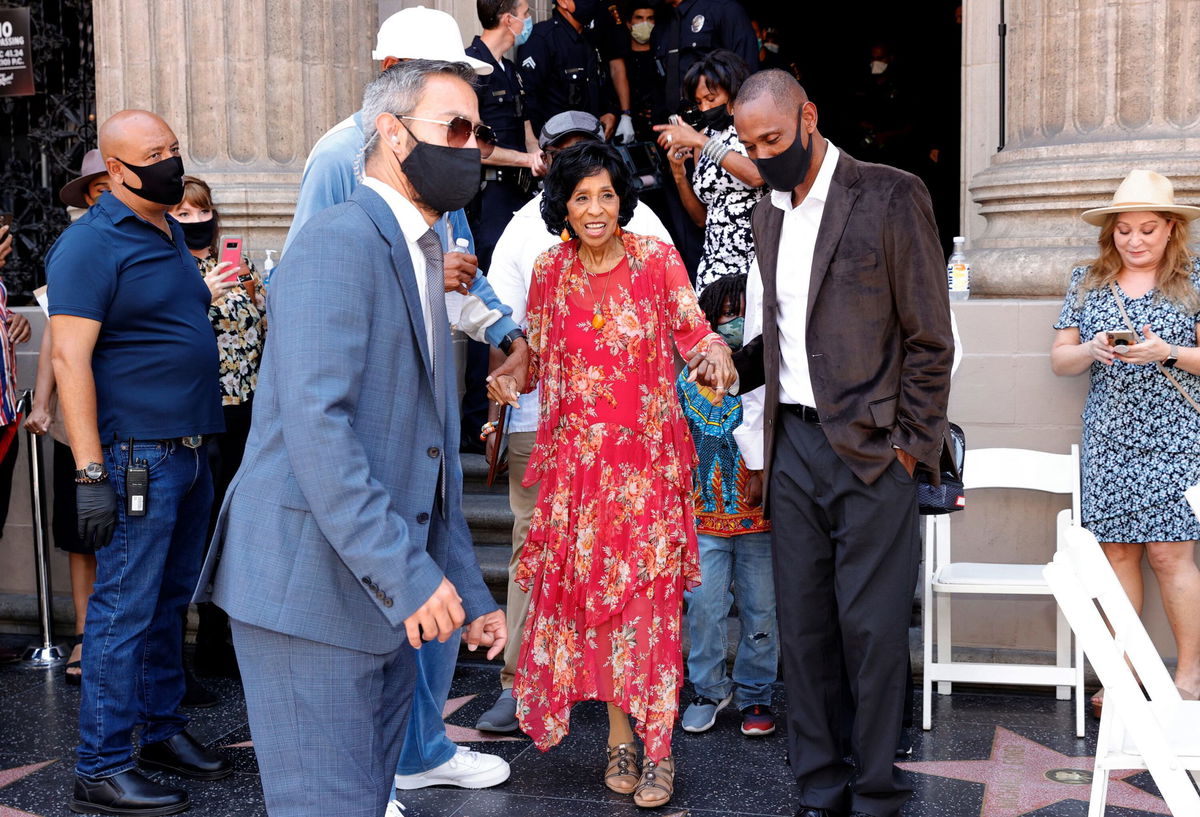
[
  {"left": 753, "top": 109, "right": 814, "bottom": 193},
  {"left": 396, "top": 123, "right": 482, "bottom": 215},
  {"left": 115, "top": 155, "right": 186, "bottom": 206},
  {"left": 569, "top": 0, "right": 600, "bottom": 26}
]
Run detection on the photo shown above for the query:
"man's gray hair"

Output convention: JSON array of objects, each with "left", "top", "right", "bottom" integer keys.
[{"left": 362, "top": 59, "right": 476, "bottom": 158}]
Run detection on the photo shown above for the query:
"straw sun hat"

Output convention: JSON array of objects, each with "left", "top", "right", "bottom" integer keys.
[{"left": 1081, "top": 169, "right": 1200, "bottom": 226}]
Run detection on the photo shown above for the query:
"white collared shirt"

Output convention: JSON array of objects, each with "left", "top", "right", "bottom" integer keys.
[
  {"left": 361, "top": 176, "right": 434, "bottom": 353},
  {"left": 735, "top": 141, "right": 840, "bottom": 467}
]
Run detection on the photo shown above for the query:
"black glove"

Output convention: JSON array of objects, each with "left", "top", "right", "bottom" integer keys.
[{"left": 76, "top": 481, "right": 118, "bottom": 552}]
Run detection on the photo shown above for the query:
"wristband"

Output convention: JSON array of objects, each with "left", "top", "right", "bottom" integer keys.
[{"left": 498, "top": 327, "right": 526, "bottom": 355}]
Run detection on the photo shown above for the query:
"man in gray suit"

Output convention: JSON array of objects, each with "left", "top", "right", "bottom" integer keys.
[{"left": 196, "top": 61, "right": 507, "bottom": 817}]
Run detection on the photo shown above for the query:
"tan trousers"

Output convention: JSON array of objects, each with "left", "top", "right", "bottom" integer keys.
[{"left": 500, "top": 431, "right": 537, "bottom": 689}]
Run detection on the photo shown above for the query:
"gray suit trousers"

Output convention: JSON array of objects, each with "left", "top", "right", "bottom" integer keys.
[{"left": 231, "top": 620, "right": 416, "bottom": 817}]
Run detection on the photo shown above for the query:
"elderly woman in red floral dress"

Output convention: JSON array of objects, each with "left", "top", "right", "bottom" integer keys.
[{"left": 490, "top": 141, "right": 735, "bottom": 809}]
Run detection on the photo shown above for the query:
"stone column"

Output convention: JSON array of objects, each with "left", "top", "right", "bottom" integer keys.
[
  {"left": 967, "top": 0, "right": 1200, "bottom": 296},
  {"left": 94, "top": 0, "right": 378, "bottom": 259}
]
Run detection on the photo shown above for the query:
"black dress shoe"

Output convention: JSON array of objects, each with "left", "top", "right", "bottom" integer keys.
[
  {"left": 795, "top": 809, "right": 836, "bottom": 817},
  {"left": 139, "top": 731, "right": 232, "bottom": 780},
  {"left": 69, "top": 769, "right": 188, "bottom": 815}
]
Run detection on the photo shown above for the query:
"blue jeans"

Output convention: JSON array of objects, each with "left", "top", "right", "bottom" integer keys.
[
  {"left": 393, "top": 631, "right": 461, "bottom": 775},
  {"left": 684, "top": 531, "right": 778, "bottom": 709},
  {"left": 77, "top": 440, "right": 213, "bottom": 779}
]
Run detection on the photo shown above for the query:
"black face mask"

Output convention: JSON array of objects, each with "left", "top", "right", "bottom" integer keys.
[
  {"left": 569, "top": 0, "right": 600, "bottom": 26},
  {"left": 398, "top": 129, "right": 482, "bottom": 215},
  {"left": 116, "top": 155, "right": 185, "bottom": 206},
  {"left": 179, "top": 218, "right": 216, "bottom": 251},
  {"left": 700, "top": 104, "right": 733, "bottom": 132},
  {"left": 753, "top": 110, "right": 813, "bottom": 193}
]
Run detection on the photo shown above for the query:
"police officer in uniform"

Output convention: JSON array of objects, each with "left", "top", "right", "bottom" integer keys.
[
  {"left": 654, "top": 0, "right": 758, "bottom": 116},
  {"left": 518, "top": 0, "right": 617, "bottom": 137}
]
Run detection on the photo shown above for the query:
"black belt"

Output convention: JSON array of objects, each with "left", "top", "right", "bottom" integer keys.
[
  {"left": 112, "top": 435, "right": 206, "bottom": 449},
  {"left": 781, "top": 403, "right": 821, "bottom": 425}
]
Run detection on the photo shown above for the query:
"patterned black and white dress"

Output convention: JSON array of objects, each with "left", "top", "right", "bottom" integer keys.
[
  {"left": 1055, "top": 261, "right": 1200, "bottom": 543},
  {"left": 692, "top": 125, "right": 767, "bottom": 294}
]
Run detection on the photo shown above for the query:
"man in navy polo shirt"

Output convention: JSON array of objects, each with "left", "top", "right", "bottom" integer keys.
[{"left": 47, "top": 109, "right": 231, "bottom": 817}]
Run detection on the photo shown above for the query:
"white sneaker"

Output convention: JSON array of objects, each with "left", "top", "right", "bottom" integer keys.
[
  {"left": 384, "top": 800, "right": 406, "bottom": 817},
  {"left": 392, "top": 746, "right": 510, "bottom": 790}
]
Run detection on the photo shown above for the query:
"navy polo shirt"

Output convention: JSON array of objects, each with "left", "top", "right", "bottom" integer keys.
[{"left": 46, "top": 191, "right": 224, "bottom": 442}]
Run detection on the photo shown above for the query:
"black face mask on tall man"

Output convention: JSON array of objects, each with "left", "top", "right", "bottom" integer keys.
[
  {"left": 115, "top": 155, "right": 186, "bottom": 206},
  {"left": 753, "top": 109, "right": 813, "bottom": 193},
  {"left": 569, "top": 0, "right": 600, "bottom": 26},
  {"left": 398, "top": 130, "right": 482, "bottom": 215}
]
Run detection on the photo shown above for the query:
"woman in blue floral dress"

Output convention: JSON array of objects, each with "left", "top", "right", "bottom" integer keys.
[{"left": 1051, "top": 170, "right": 1200, "bottom": 707}]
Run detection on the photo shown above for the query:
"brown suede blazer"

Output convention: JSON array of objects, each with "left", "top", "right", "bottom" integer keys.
[{"left": 734, "top": 148, "right": 954, "bottom": 507}]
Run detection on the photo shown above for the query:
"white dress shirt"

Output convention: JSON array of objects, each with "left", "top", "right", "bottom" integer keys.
[
  {"left": 488, "top": 193, "right": 674, "bottom": 433},
  {"left": 362, "top": 176, "right": 434, "bottom": 354}
]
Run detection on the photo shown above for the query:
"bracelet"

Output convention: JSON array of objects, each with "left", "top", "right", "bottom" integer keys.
[{"left": 480, "top": 420, "right": 499, "bottom": 442}]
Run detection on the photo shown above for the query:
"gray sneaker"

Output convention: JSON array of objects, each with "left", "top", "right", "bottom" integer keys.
[
  {"left": 476, "top": 688, "right": 519, "bottom": 733},
  {"left": 680, "top": 693, "right": 733, "bottom": 733}
]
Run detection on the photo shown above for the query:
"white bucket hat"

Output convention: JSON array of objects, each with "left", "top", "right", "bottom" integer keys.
[
  {"left": 373, "top": 5, "right": 492, "bottom": 75},
  {"left": 1081, "top": 169, "right": 1200, "bottom": 226}
]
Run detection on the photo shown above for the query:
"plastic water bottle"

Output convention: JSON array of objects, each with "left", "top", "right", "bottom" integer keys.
[
  {"left": 262, "top": 249, "right": 276, "bottom": 289},
  {"left": 947, "top": 236, "right": 970, "bottom": 301},
  {"left": 445, "top": 237, "right": 472, "bottom": 328}
]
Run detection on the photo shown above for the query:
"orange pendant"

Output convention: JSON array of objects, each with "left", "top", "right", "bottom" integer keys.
[{"left": 592, "top": 312, "right": 605, "bottom": 330}]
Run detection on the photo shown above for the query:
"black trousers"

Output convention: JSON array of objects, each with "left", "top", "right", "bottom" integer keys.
[{"left": 770, "top": 412, "right": 920, "bottom": 817}]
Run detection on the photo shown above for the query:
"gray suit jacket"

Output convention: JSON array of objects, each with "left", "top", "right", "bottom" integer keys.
[
  {"left": 195, "top": 185, "right": 495, "bottom": 654},
  {"left": 734, "top": 149, "right": 954, "bottom": 506}
]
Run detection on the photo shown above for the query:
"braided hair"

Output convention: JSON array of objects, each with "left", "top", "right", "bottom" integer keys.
[{"left": 697, "top": 273, "right": 747, "bottom": 331}]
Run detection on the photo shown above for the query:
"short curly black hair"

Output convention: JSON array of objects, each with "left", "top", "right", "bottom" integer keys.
[{"left": 539, "top": 141, "right": 638, "bottom": 237}]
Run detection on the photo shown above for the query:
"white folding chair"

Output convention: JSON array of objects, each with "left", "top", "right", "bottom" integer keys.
[
  {"left": 923, "top": 445, "right": 1085, "bottom": 736},
  {"left": 1046, "top": 526, "right": 1200, "bottom": 816}
]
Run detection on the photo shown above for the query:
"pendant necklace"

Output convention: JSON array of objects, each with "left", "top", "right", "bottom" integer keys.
[{"left": 582, "top": 250, "right": 620, "bottom": 330}]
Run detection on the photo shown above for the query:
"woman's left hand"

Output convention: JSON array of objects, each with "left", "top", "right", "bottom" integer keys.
[
  {"left": 654, "top": 121, "right": 706, "bottom": 153},
  {"left": 1113, "top": 324, "right": 1172, "bottom": 366},
  {"left": 688, "top": 339, "right": 737, "bottom": 394}
]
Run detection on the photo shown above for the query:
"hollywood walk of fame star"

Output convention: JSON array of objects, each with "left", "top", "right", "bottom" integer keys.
[
  {"left": 897, "top": 726, "right": 1169, "bottom": 816},
  {"left": 222, "top": 693, "right": 524, "bottom": 750},
  {"left": 0, "top": 759, "right": 56, "bottom": 817}
]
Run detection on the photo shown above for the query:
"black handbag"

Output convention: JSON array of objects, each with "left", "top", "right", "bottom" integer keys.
[{"left": 917, "top": 422, "right": 965, "bottom": 515}]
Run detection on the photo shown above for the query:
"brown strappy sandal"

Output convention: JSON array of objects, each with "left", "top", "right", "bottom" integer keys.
[
  {"left": 633, "top": 754, "right": 675, "bottom": 808},
  {"left": 604, "top": 742, "right": 639, "bottom": 794}
]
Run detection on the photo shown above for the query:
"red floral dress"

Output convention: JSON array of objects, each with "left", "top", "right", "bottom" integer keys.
[{"left": 513, "top": 232, "right": 720, "bottom": 761}]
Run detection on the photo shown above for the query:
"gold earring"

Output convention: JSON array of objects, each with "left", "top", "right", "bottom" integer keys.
[{"left": 561, "top": 228, "right": 572, "bottom": 242}]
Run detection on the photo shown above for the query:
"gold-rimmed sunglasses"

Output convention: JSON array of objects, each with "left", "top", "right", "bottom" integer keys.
[{"left": 396, "top": 115, "right": 497, "bottom": 158}]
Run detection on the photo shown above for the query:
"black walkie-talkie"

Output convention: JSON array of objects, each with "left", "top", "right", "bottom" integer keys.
[{"left": 125, "top": 439, "right": 148, "bottom": 517}]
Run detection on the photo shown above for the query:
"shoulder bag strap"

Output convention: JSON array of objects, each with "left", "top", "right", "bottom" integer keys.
[{"left": 1110, "top": 282, "right": 1200, "bottom": 416}]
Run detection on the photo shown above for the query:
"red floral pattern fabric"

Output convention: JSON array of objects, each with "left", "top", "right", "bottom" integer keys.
[{"left": 513, "top": 232, "right": 719, "bottom": 761}]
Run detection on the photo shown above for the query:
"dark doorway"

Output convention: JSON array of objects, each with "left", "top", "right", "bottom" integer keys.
[
  {"left": 744, "top": 1, "right": 963, "bottom": 254},
  {"left": 0, "top": 0, "right": 96, "bottom": 304}
]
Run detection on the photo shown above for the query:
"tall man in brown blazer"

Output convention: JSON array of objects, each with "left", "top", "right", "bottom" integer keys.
[{"left": 729, "top": 71, "right": 953, "bottom": 817}]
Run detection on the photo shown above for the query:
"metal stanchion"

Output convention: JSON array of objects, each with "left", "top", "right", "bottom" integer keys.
[{"left": 18, "top": 389, "right": 64, "bottom": 666}]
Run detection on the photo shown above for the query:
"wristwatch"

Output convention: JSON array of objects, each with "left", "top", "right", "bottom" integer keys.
[
  {"left": 74, "top": 462, "right": 109, "bottom": 484},
  {"left": 1164, "top": 345, "right": 1179, "bottom": 369},
  {"left": 498, "top": 328, "right": 527, "bottom": 355}
]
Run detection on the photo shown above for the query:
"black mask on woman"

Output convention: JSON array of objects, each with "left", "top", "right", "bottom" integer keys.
[
  {"left": 399, "top": 135, "right": 482, "bottom": 215},
  {"left": 116, "top": 155, "right": 186, "bottom": 206},
  {"left": 700, "top": 104, "right": 733, "bottom": 132},
  {"left": 179, "top": 218, "right": 216, "bottom": 251},
  {"left": 753, "top": 110, "right": 813, "bottom": 193},
  {"left": 569, "top": 0, "right": 600, "bottom": 26}
]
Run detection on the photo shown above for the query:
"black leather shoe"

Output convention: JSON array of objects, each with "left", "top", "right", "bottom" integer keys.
[
  {"left": 796, "top": 808, "right": 845, "bottom": 817},
  {"left": 69, "top": 769, "right": 188, "bottom": 815},
  {"left": 139, "top": 731, "right": 232, "bottom": 780}
]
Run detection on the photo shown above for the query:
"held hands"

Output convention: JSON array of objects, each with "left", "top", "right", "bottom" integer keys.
[
  {"left": 444, "top": 251, "right": 478, "bottom": 294},
  {"left": 685, "top": 341, "right": 737, "bottom": 395},
  {"left": 202, "top": 262, "right": 239, "bottom": 304},
  {"left": 1110, "top": 324, "right": 1172, "bottom": 366},
  {"left": 464, "top": 608, "right": 508, "bottom": 660},
  {"left": 486, "top": 337, "right": 528, "bottom": 408},
  {"left": 76, "top": 481, "right": 118, "bottom": 552},
  {"left": 746, "top": 470, "right": 764, "bottom": 508},
  {"left": 403, "top": 576, "right": 466, "bottom": 649}
]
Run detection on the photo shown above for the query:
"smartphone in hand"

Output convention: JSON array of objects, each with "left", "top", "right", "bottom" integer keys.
[{"left": 218, "top": 236, "right": 243, "bottom": 283}]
